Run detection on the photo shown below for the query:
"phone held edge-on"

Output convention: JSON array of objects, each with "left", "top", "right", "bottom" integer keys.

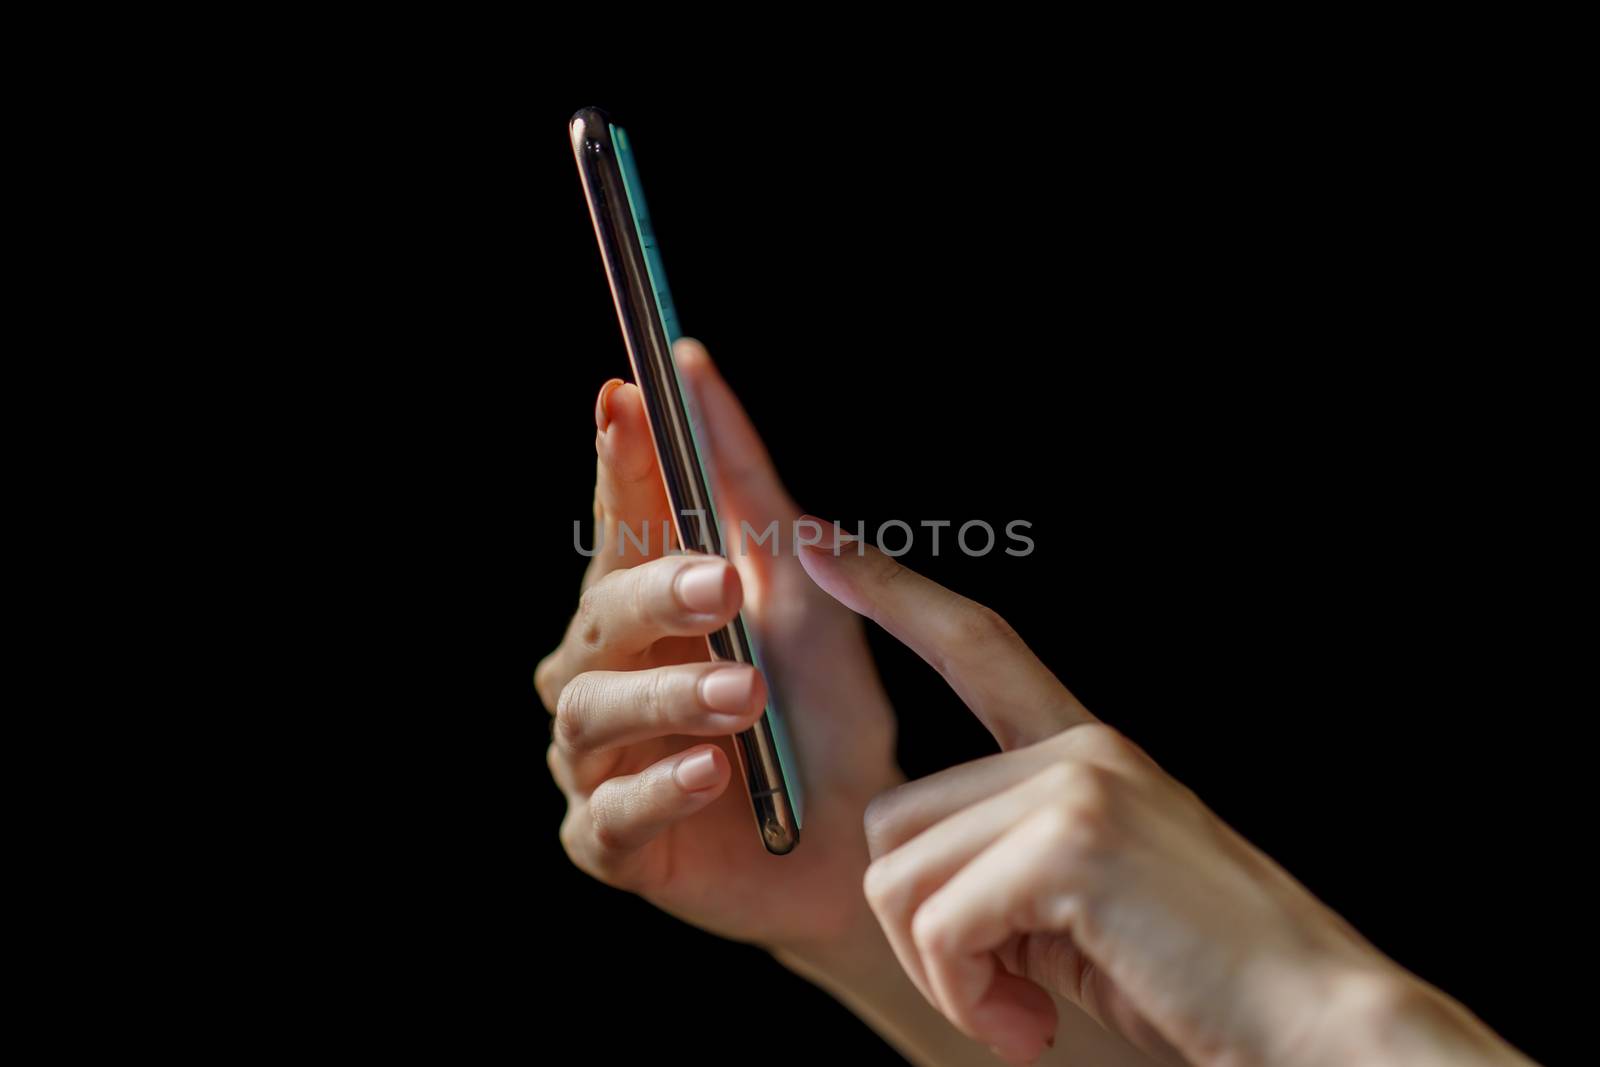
[{"left": 569, "top": 108, "right": 802, "bottom": 855}]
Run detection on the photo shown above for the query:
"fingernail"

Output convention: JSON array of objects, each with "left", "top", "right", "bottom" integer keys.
[
  {"left": 673, "top": 337, "right": 711, "bottom": 370},
  {"left": 595, "top": 378, "right": 624, "bottom": 432},
  {"left": 700, "top": 667, "right": 758, "bottom": 715},
  {"left": 675, "top": 561, "right": 731, "bottom": 614},
  {"left": 674, "top": 749, "right": 721, "bottom": 792}
]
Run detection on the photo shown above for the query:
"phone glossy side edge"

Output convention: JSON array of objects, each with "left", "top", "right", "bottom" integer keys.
[{"left": 569, "top": 108, "right": 801, "bottom": 855}]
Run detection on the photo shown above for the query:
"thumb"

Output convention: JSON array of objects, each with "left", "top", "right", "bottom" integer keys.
[{"left": 673, "top": 338, "right": 800, "bottom": 540}]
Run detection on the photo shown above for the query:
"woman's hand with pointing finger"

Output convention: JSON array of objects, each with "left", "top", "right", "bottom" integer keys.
[{"left": 798, "top": 523, "right": 1535, "bottom": 1067}]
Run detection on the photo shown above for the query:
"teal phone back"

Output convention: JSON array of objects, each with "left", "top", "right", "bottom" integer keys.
[{"left": 612, "top": 124, "right": 805, "bottom": 828}]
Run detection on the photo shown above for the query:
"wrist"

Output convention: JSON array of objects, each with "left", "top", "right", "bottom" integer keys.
[
  {"left": 769, "top": 894, "right": 893, "bottom": 995},
  {"left": 1314, "top": 963, "right": 1529, "bottom": 1067},
  {"left": 771, "top": 914, "right": 1008, "bottom": 1067}
]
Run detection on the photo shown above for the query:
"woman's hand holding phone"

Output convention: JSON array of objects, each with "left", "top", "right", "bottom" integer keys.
[{"left": 537, "top": 338, "right": 903, "bottom": 952}]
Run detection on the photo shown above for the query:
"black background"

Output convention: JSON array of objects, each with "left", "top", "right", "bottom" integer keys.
[
  {"left": 500, "top": 93, "right": 1586, "bottom": 1065},
  {"left": 43, "top": 31, "right": 1585, "bottom": 1059}
]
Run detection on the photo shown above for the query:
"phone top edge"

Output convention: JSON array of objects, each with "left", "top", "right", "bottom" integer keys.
[{"left": 569, "top": 106, "right": 610, "bottom": 147}]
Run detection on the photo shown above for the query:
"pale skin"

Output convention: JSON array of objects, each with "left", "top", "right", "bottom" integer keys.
[{"left": 538, "top": 338, "right": 1537, "bottom": 1067}]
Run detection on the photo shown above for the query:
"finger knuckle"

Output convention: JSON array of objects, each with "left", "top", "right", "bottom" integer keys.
[
  {"left": 554, "top": 676, "right": 593, "bottom": 750},
  {"left": 591, "top": 818, "right": 625, "bottom": 857},
  {"left": 1052, "top": 722, "right": 1139, "bottom": 765},
  {"left": 910, "top": 902, "right": 950, "bottom": 959},
  {"left": 575, "top": 577, "right": 618, "bottom": 652},
  {"left": 640, "top": 668, "right": 673, "bottom": 731},
  {"left": 534, "top": 653, "right": 562, "bottom": 713},
  {"left": 940, "top": 599, "right": 1018, "bottom": 649},
  {"left": 588, "top": 787, "right": 629, "bottom": 856},
  {"left": 862, "top": 787, "right": 911, "bottom": 858},
  {"left": 558, "top": 810, "right": 588, "bottom": 868},
  {"left": 1004, "top": 893, "right": 1042, "bottom": 933},
  {"left": 861, "top": 857, "right": 904, "bottom": 915},
  {"left": 1033, "top": 758, "right": 1089, "bottom": 797},
  {"left": 870, "top": 553, "right": 908, "bottom": 588},
  {"left": 631, "top": 564, "right": 657, "bottom": 626},
  {"left": 1038, "top": 761, "right": 1121, "bottom": 852}
]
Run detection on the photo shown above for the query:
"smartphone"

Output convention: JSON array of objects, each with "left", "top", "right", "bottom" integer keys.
[{"left": 569, "top": 107, "right": 803, "bottom": 855}]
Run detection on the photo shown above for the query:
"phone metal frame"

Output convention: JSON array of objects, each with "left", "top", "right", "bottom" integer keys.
[{"left": 569, "top": 108, "right": 801, "bottom": 855}]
